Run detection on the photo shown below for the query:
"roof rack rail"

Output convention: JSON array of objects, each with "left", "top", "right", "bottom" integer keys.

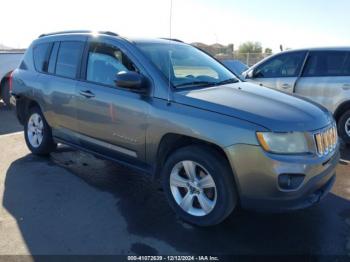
[
  {"left": 160, "top": 38, "right": 184, "bottom": 43},
  {"left": 39, "top": 30, "right": 119, "bottom": 38}
]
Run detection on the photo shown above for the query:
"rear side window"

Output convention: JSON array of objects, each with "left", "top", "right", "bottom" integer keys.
[
  {"left": 33, "top": 43, "right": 52, "bottom": 72},
  {"left": 55, "top": 41, "right": 84, "bottom": 79},
  {"left": 303, "top": 51, "right": 350, "bottom": 77},
  {"left": 254, "top": 52, "right": 306, "bottom": 78}
]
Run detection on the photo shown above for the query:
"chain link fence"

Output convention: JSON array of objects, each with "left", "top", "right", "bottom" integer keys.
[{"left": 215, "top": 53, "right": 272, "bottom": 67}]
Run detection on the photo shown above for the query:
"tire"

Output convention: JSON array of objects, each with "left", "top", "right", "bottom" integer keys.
[
  {"left": 24, "top": 106, "right": 57, "bottom": 155},
  {"left": 1, "top": 80, "right": 12, "bottom": 108},
  {"left": 161, "top": 145, "right": 237, "bottom": 226},
  {"left": 338, "top": 109, "right": 350, "bottom": 145}
]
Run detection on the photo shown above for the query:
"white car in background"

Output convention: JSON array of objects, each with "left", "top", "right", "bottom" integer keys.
[{"left": 242, "top": 47, "right": 350, "bottom": 144}]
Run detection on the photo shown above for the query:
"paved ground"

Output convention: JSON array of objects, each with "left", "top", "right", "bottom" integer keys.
[{"left": 0, "top": 102, "right": 349, "bottom": 257}]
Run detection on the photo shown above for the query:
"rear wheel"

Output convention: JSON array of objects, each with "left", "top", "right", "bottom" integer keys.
[
  {"left": 24, "top": 106, "right": 57, "bottom": 155},
  {"left": 162, "top": 145, "right": 237, "bottom": 226},
  {"left": 338, "top": 109, "right": 350, "bottom": 144}
]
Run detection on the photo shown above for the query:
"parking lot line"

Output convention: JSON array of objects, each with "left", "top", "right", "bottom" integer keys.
[{"left": 0, "top": 131, "right": 23, "bottom": 138}]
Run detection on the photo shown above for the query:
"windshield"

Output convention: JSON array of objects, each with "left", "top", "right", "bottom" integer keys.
[{"left": 135, "top": 42, "right": 239, "bottom": 88}]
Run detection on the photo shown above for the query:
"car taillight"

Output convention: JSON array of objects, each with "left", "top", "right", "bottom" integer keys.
[{"left": 8, "top": 71, "right": 14, "bottom": 92}]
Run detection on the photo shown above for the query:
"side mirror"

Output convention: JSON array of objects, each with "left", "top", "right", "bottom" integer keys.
[
  {"left": 115, "top": 71, "right": 148, "bottom": 93},
  {"left": 246, "top": 69, "right": 255, "bottom": 79}
]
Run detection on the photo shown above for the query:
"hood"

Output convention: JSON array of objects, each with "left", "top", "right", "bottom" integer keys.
[{"left": 175, "top": 82, "right": 333, "bottom": 132}]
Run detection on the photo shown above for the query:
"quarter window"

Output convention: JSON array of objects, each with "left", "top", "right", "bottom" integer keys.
[
  {"left": 254, "top": 52, "right": 306, "bottom": 78},
  {"left": 86, "top": 43, "right": 137, "bottom": 86},
  {"left": 303, "top": 51, "right": 350, "bottom": 77},
  {"left": 33, "top": 42, "right": 52, "bottom": 73},
  {"left": 55, "top": 41, "right": 84, "bottom": 78}
]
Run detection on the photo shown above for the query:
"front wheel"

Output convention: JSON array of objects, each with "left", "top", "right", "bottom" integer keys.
[
  {"left": 162, "top": 145, "right": 237, "bottom": 226},
  {"left": 338, "top": 109, "right": 350, "bottom": 145},
  {"left": 24, "top": 106, "right": 57, "bottom": 155}
]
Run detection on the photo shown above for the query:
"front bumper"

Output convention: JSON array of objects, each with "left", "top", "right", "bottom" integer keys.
[{"left": 225, "top": 144, "right": 339, "bottom": 212}]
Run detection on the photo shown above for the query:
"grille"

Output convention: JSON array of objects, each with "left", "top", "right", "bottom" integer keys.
[{"left": 314, "top": 125, "right": 337, "bottom": 156}]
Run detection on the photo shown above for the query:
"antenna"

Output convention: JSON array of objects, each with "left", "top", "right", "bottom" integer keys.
[{"left": 167, "top": 0, "right": 173, "bottom": 105}]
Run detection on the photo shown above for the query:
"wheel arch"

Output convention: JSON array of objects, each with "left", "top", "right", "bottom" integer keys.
[
  {"left": 15, "top": 96, "right": 42, "bottom": 125},
  {"left": 154, "top": 133, "right": 236, "bottom": 183},
  {"left": 334, "top": 100, "right": 350, "bottom": 123}
]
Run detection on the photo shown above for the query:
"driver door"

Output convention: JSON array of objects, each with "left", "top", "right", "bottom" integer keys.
[
  {"left": 76, "top": 39, "right": 150, "bottom": 162},
  {"left": 246, "top": 51, "right": 307, "bottom": 93}
]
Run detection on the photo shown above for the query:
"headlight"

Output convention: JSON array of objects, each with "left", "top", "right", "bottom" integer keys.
[{"left": 256, "top": 132, "right": 309, "bottom": 154}]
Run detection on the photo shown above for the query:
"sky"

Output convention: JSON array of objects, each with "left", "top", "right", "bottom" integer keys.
[{"left": 1, "top": 0, "right": 350, "bottom": 52}]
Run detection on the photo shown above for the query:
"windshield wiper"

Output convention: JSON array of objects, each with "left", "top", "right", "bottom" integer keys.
[
  {"left": 174, "top": 78, "right": 239, "bottom": 89},
  {"left": 174, "top": 81, "right": 216, "bottom": 88},
  {"left": 213, "top": 78, "right": 239, "bottom": 86}
]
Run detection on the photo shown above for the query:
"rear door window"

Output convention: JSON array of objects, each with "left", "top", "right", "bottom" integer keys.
[
  {"left": 254, "top": 51, "right": 306, "bottom": 78},
  {"left": 55, "top": 41, "right": 84, "bottom": 79},
  {"left": 33, "top": 42, "right": 53, "bottom": 73},
  {"left": 303, "top": 51, "right": 350, "bottom": 77}
]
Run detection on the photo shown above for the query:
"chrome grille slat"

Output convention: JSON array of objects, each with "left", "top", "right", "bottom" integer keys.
[
  {"left": 323, "top": 130, "right": 328, "bottom": 154},
  {"left": 314, "top": 125, "right": 337, "bottom": 157},
  {"left": 315, "top": 133, "right": 323, "bottom": 155},
  {"left": 332, "top": 127, "right": 337, "bottom": 149}
]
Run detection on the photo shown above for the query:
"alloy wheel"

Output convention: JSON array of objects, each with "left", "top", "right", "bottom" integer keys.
[
  {"left": 27, "top": 113, "right": 44, "bottom": 148},
  {"left": 170, "top": 160, "right": 217, "bottom": 216},
  {"left": 345, "top": 117, "right": 350, "bottom": 137}
]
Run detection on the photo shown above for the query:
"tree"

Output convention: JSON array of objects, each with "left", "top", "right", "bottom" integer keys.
[
  {"left": 238, "top": 41, "right": 262, "bottom": 53},
  {"left": 264, "top": 48, "right": 272, "bottom": 54}
]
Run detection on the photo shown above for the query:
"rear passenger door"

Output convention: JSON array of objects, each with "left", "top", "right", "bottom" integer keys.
[
  {"left": 36, "top": 39, "right": 86, "bottom": 143},
  {"left": 247, "top": 51, "right": 306, "bottom": 93},
  {"left": 76, "top": 38, "right": 150, "bottom": 164},
  {"left": 295, "top": 51, "right": 350, "bottom": 113}
]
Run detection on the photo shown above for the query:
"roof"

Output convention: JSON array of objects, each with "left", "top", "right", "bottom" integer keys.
[
  {"left": 39, "top": 30, "right": 119, "bottom": 38},
  {"left": 37, "top": 31, "right": 186, "bottom": 45},
  {"left": 128, "top": 38, "right": 187, "bottom": 45},
  {"left": 282, "top": 46, "right": 350, "bottom": 53}
]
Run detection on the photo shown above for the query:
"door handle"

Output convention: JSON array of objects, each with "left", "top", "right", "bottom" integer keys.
[
  {"left": 79, "top": 90, "right": 95, "bottom": 98},
  {"left": 281, "top": 83, "right": 290, "bottom": 89}
]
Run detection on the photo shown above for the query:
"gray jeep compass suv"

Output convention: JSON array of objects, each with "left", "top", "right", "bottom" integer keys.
[{"left": 11, "top": 31, "right": 339, "bottom": 226}]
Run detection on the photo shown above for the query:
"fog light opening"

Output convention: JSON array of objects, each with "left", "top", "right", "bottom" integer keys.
[{"left": 278, "top": 174, "right": 305, "bottom": 190}]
